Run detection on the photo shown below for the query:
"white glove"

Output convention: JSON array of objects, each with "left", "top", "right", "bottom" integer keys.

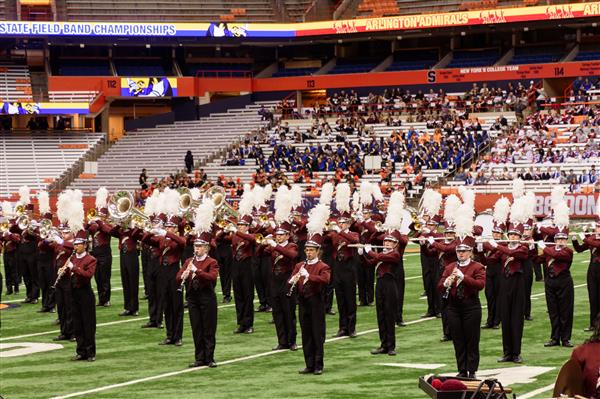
[
  {"left": 364, "top": 244, "right": 372, "bottom": 253},
  {"left": 529, "top": 243, "right": 535, "bottom": 250},
  {"left": 190, "top": 265, "right": 198, "bottom": 273},
  {"left": 427, "top": 236, "right": 435, "bottom": 245},
  {"left": 267, "top": 239, "right": 277, "bottom": 247},
  {"left": 444, "top": 276, "right": 454, "bottom": 288},
  {"left": 356, "top": 213, "right": 364, "bottom": 222},
  {"left": 537, "top": 240, "right": 546, "bottom": 250},
  {"left": 488, "top": 238, "right": 498, "bottom": 248},
  {"left": 129, "top": 219, "right": 136, "bottom": 229},
  {"left": 422, "top": 227, "right": 431, "bottom": 234},
  {"left": 578, "top": 232, "right": 586, "bottom": 241},
  {"left": 332, "top": 225, "right": 341, "bottom": 233},
  {"left": 226, "top": 225, "right": 238, "bottom": 233},
  {"left": 455, "top": 268, "right": 464, "bottom": 280},
  {"left": 158, "top": 228, "right": 167, "bottom": 237},
  {"left": 476, "top": 243, "right": 483, "bottom": 252},
  {"left": 269, "top": 220, "right": 277, "bottom": 229},
  {"left": 300, "top": 268, "right": 309, "bottom": 278},
  {"left": 67, "top": 262, "right": 74, "bottom": 270},
  {"left": 357, "top": 247, "right": 364, "bottom": 255},
  {"left": 54, "top": 236, "right": 64, "bottom": 245}
]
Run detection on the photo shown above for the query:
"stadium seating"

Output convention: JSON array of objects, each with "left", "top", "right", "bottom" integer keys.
[
  {"left": 446, "top": 49, "right": 500, "bottom": 68},
  {"left": 114, "top": 60, "right": 170, "bottom": 77},
  {"left": 0, "top": 62, "right": 33, "bottom": 102},
  {"left": 48, "top": 91, "right": 99, "bottom": 102},
  {"left": 272, "top": 67, "right": 320, "bottom": 77},
  {"left": 574, "top": 47, "right": 600, "bottom": 62},
  {"left": 64, "top": 0, "right": 275, "bottom": 22},
  {"left": 386, "top": 50, "right": 438, "bottom": 72},
  {"left": 509, "top": 45, "right": 566, "bottom": 65},
  {"left": 185, "top": 63, "right": 252, "bottom": 77},
  {"left": 328, "top": 60, "right": 378, "bottom": 75},
  {"left": 66, "top": 101, "right": 279, "bottom": 193},
  {"left": 284, "top": 0, "right": 312, "bottom": 22},
  {"left": 56, "top": 59, "right": 112, "bottom": 76},
  {"left": 0, "top": 131, "right": 106, "bottom": 197}
]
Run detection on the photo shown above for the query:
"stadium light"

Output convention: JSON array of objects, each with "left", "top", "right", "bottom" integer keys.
[
  {"left": 397, "top": 36, "right": 402, "bottom": 40},
  {"left": 460, "top": 31, "right": 466, "bottom": 36},
  {"left": 79, "top": 43, "right": 85, "bottom": 48},
  {"left": 146, "top": 44, "right": 151, "bottom": 49},
  {"left": 523, "top": 27, "right": 529, "bottom": 31}
]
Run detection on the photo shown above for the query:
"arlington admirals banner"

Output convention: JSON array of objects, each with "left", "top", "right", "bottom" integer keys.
[{"left": 0, "top": 2, "right": 599, "bottom": 39}]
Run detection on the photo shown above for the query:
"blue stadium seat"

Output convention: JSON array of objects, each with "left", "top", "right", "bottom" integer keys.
[
  {"left": 57, "top": 60, "right": 111, "bottom": 76},
  {"left": 446, "top": 49, "right": 499, "bottom": 68}
]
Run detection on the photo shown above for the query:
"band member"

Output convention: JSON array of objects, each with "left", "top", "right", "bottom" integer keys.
[
  {"left": 355, "top": 207, "right": 377, "bottom": 307},
  {"left": 253, "top": 207, "right": 273, "bottom": 312},
  {"left": 362, "top": 230, "right": 403, "bottom": 355},
  {"left": 67, "top": 230, "right": 97, "bottom": 361},
  {"left": 141, "top": 214, "right": 167, "bottom": 328},
  {"left": 438, "top": 234, "right": 486, "bottom": 378},
  {"left": 291, "top": 206, "right": 307, "bottom": 262},
  {"left": 178, "top": 233, "right": 219, "bottom": 368},
  {"left": 290, "top": 233, "right": 331, "bottom": 375},
  {"left": 569, "top": 315, "right": 600, "bottom": 399},
  {"left": 522, "top": 223, "right": 537, "bottom": 321},
  {"left": 265, "top": 221, "right": 298, "bottom": 350},
  {"left": 35, "top": 212, "right": 56, "bottom": 313},
  {"left": 572, "top": 218, "right": 600, "bottom": 332},
  {"left": 486, "top": 223, "right": 528, "bottom": 363},
  {"left": 416, "top": 215, "right": 442, "bottom": 318},
  {"left": 18, "top": 203, "right": 39, "bottom": 304},
  {"left": 86, "top": 207, "right": 112, "bottom": 307},
  {"left": 478, "top": 221, "right": 504, "bottom": 329},
  {"left": 102, "top": 219, "right": 141, "bottom": 316},
  {"left": 2, "top": 223, "right": 20, "bottom": 295},
  {"left": 142, "top": 215, "right": 186, "bottom": 345},
  {"left": 214, "top": 223, "right": 233, "bottom": 303}
]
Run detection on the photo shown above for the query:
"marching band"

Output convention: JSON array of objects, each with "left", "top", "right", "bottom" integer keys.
[{"left": 1, "top": 178, "right": 599, "bottom": 377}]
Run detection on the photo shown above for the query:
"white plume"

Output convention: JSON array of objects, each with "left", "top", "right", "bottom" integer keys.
[
  {"left": 335, "top": 183, "right": 351, "bottom": 213},
  {"left": 512, "top": 178, "right": 525, "bottom": 200},
  {"left": 290, "top": 185, "right": 303, "bottom": 209},
  {"left": 193, "top": 200, "right": 215, "bottom": 234},
  {"left": 458, "top": 186, "right": 475, "bottom": 209},
  {"left": 553, "top": 201, "right": 570, "bottom": 228},
  {"left": 19, "top": 185, "right": 30, "bottom": 205},
  {"left": 238, "top": 184, "right": 255, "bottom": 217},
  {"left": 143, "top": 190, "right": 160, "bottom": 216},
  {"left": 252, "top": 185, "right": 264, "bottom": 210},
  {"left": 306, "top": 203, "right": 329, "bottom": 236},
  {"left": 454, "top": 203, "right": 475, "bottom": 238},
  {"left": 163, "top": 188, "right": 180, "bottom": 216},
  {"left": 524, "top": 191, "right": 536, "bottom": 220},
  {"left": 421, "top": 188, "right": 442, "bottom": 217},
  {"left": 274, "top": 185, "right": 292, "bottom": 224},
  {"left": 383, "top": 191, "right": 405, "bottom": 231},
  {"left": 510, "top": 196, "right": 529, "bottom": 224},
  {"left": 550, "top": 186, "right": 566, "bottom": 212},
  {"left": 190, "top": 187, "right": 201, "bottom": 201},
  {"left": 67, "top": 191, "right": 84, "bottom": 233},
  {"left": 263, "top": 184, "right": 273, "bottom": 204},
  {"left": 38, "top": 190, "right": 50, "bottom": 214},
  {"left": 444, "top": 194, "right": 462, "bottom": 224},
  {"left": 371, "top": 184, "right": 384, "bottom": 202},
  {"left": 1, "top": 201, "right": 14, "bottom": 217},
  {"left": 95, "top": 187, "right": 109, "bottom": 209},
  {"left": 319, "top": 182, "right": 334, "bottom": 205},
  {"left": 493, "top": 197, "right": 511, "bottom": 224},
  {"left": 359, "top": 181, "right": 373, "bottom": 206},
  {"left": 56, "top": 191, "right": 71, "bottom": 223},
  {"left": 352, "top": 191, "right": 361, "bottom": 212}
]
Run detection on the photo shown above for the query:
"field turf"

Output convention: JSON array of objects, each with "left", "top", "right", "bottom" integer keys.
[{"left": 0, "top": 243, "right": 594, "bottom": 399}]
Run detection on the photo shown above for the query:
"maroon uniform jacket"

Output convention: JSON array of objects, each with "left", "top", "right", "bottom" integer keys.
[
  {"left": 107, "top": 224, "right": 141, "bottom": 253},
  {"left": 481, "top": 242, "right": 503, "bottom": 267},
  {"left": 264, "top": 242, "right": 298, "bottom": 276},
  {"left": 573, "top": 234, "right": 600, "bottom": 264},
  {"left": 535, "top": 246, "right": 573, "bottom": 278},
  {"left": 415, "top": 229, "right": 442, "bottom": 257},
  {"left": 252, "top": 223, "right": 274, "bottom": 258},
  {"left": 491, "top": 243, "right": 529, "bottom": 276},
  {"left": 86, "top": 221, "right": 112, "bottom": 248},
  {"left": 291, "top": 218, "right": 307, "bottom": 244},
  {"left": 431, "top": 239, "right": 459, "bottom": 267},
  {"left": 570, "top": 342, "right": 600, "bottom": 399},
  {"left": 364, "top": 249, "right": 401, "bottom": 278},
  {"left": 2, "top": 232, "right": 21, "bottom": 252},
  {"left": 356, "top": 219, "right": 379, "bottom": 244},
  {"left": 142, "top": 231, "right": 186, "bottom": 265},
  {"left": 39, "top": 239, "right": 73, "bottom": 269},
  {"left": 177, "top": 255, "right": 219, "bottom": 290},
  {"left": 437, "top": 260, "right": 486, "bottom": 299},
  {"left": 290, "top": 259, "right": 331, "bottom": 298},
  {"left": 326, "top": 230, "right": 359, "bottom": 262},
  {"left": 67, "top": 252, "right": 97, "bottom": 289},
  {"left": 230, "top": 231, "right": 256, "bottom": 262}
]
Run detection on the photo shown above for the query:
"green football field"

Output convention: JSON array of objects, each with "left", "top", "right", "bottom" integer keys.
[{"left": 0, "top": 243, "right": 594, "bottom": 399}]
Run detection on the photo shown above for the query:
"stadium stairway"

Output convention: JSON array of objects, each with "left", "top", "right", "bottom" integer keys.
[{"left": 66, "top": 101, "right": 279, "bottom": 194}]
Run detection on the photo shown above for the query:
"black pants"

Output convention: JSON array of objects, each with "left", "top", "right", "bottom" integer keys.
[
  {"left": 92, "top": 245, "right": 112, "bottom": 305},
  {"left": 270, "top": 272, "right": 297, "bottom": 347},
  {"left": 545, "top": 272, "right": 574, "bottom": 342},
  {"left": 333, "top": 257, "right": 357, "bottom": 334},
  {"left": 4, "top": 251, "right": 19, "bottom": 292},
  {"left": 299, "top": 294, "right": 326, "bottom": 371},
  {"left": 120, "top": 250, "right": 139, "bottom": 313},
  {"left": 232, "top": 257, "right": 254, "bottom": 329},
  {"left": 188, "top": 286, "right": 217, "bottom": 364},
  {"left": 216, "top": 244, "right": 232, "bottom": 299},
  {"left": 37, "top": 256, "right": 55, "bottom": 310},
  {"left": 322, "top": 253, "right": 335, "bottom": 313},
  {"left": 587, "top": 261, "right": 600, "bottom": 327},
  {"left": 55, "top": 282, "right": 73, "bottom": 337},
  {"left": 356, "top": 258, "right": 375, "bottom": 305},
  {"left": 447, "top": 297, "right": 482, "bottom": 374},
  {"left": 71, "top": 284, "right": 96, "bottom": 358},
  {"left": 254, "top": 255, "right": 271, "bottom": 308},
  {"left": 533, "top": 261, "right": 543, "bottom": 281},
  {"left": 376, "top": 274, "right": 398, "bottom": 351},
  {"left": 485, "top": 263, "right": 501, "bottom": 327},
  {"left": 140, "top": 247, "right": 150, "bottom": 298},
  {"left": 146, "top": 254, "right": 163, "bottom": 325},
  {"left": 422, "top": 254, "right": 440, "bottom": 315},
  {"left": 394, "top": 261, "right": 405, "bottom": 323},
  {"left": 159, "top": 263, "right": 184, "bottom": 342},
  {"left": 19, "top": 249, "right": 38, "bottom": 300},
  {"left": 500, "top": 272, "right": 525, "bottom": 358},
  {"left": 523, "top": 259, "right": 534, "bottom": 318}
]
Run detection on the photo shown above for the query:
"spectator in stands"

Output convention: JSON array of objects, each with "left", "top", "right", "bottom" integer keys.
[
  {"left": 185, "top": 150, "right": 194, "bottom": 174},
  {"left": 139, "top": 169, "right": 148, "bottom": 190}
]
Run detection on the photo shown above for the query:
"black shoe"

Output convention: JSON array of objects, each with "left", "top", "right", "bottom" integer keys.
[
  {"left": 332, "top": 330, "right": 347, "bottom": 338},
  {"left": 512, "top": 356, "right": 523, "bottom": 363},
  {"left": 481, "top": 324, "right": 493, "bottom": 329},
  {"left": 159, "top": 339, "right": 172, "bottom": 345},
  {"left": 584, "top": 326, "right": 593, "bottom": 332},
  {"left": 468, "top": 372, "right": 476, "bottom": 379},
  {"left": 440, "top": 335, "right": 451, "bottom": 342},
  {"left": 69, "top": 337, "right": 77, "bottom": 342},
  {"left": 272, "top": 344, "right": 288, "bottom": 351},
  {"left": 132, "top": 311, "right": 139, "bottom": 316},
  {"left": 222, "top": 297, "right": 231, "bottom": 303},
  {"left": 22, "top": 298, "right": 31, "bottom": 304},
  {"left": 71, "top": 354, "right": 86, "bottom": 361},
  {"left": 544, "top": 340, "right": 559, "bottom": 347},
  {"left": 244, "top": 327, "right": 254, "bottom": 334},
  {"left": 435, "top": 313, "right": 442, "bottom": 318},
  {"left": 525, "top": 316, "right": 533, "bottom": 321},
  {"left": 256, "top": 305, "right": 267, "bottom": 312},
  {"left": 48, "top": 308, "right": 56, "bottom": 313},
  {"left": 289, "top": 344, "right": 298, "bottom": 351},
  {"left": 492, "top": 324, "right": 500, "bottom": 329},
  {"left": 87, "top": 356, "right": 96, "bottom": 362},
  {"left": 349, "top": 331, "right": 358, "bottom": 338},
  {"left": 173, "top": 339, "right": 183, "bottom": 346},
  {"left": 298, "top": 368, "right": 314, "bottom": 374},
  {"left": 422, "top": 313, "right": 435, "bottom": 318},
  {"left": 264, "top": 306, "right": 272, "bottom": 313},
  {"left": 535, "top": 277, "right": 543, "bottom": 282},
  {"left": 326, "top": 310, "right": 336, "bottom": 316},
  {"left": 6, "top": 288, "right": 13, "bottom": 295},
  {"left": 141, "top": 322, "right": 157, "bottom": 328},
  {"left": 103, "top": 302, "right": 111, "bottom": 307},
  {"left": 387, "top": 350, "right": 396, "bottom": 356},
  {"left": 562, "top": 340, "right": 573, "bottom": 347},
  {"left": 54, "top": 319, "right": 61, "bottom": 325},
  {"left": 420, "top": 291, "right": 426, "bottom": 297},
  {"left": 396, "top": 321, "right": 406, "bottom": 327},
  {"left": 456, "top": 371, "right": 468, "bottom": 377},
  {"left": 37, "top": 308, "right": 48, "bottom": 313},
  {"left": 157, "top": 324, "right": 164, "bottom": 329},
  {"left": 370, "top": 347, "right": 386, "bottom": 355},
  {"left": 189, "top": 361, "right": 205, "bottom": 368},
  {"left": 207, "top": 361, "right": 217, "bottom": 368},
  {"left": 359, "top": 301, "right": 367, "bottom": 307},
  {"left": 30, "top": 299, "right": 38, "bottom": 304},
  {"left": 53, "top": 335, "right": 69, "bottom": 341},
  {"left": 183, "top": 302, "right": 188, "bottom": 309},
  {"left": 313, "top": 369, "right": 323, "bottom": 375},
  {"left": 119, "top": 310, "right": 132, "bottom": 316},
  {"left": 497, "top": 356, "right": 512, "bottom": 362},
  {"left": 234, "top": 327, "right": 245, "bottom": 334}
]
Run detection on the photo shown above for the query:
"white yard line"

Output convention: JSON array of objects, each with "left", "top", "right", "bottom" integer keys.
[{"left": 519, "top": 383, "right": 555, "bottom": 399}]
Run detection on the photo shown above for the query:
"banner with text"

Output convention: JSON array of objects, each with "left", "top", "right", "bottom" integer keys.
[{"left": 475, "top": 192, "right": 599, "bottom": 218}]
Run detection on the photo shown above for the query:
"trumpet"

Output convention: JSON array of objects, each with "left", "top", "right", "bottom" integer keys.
[
  {"left": 86, "top": 208, "right": 103, "bottom": 222},
  {"left": 15, "top": 204, "right": 25, "bottom": 215},
  {"left": 0, "top": 221, "right": 10, "bottom": 233},
  {"left": 177, "top": 262, "right": 196, "bottom": 292},
  {"left": 183, "top": 224, "right": 193, "bottom": 235},
  {"left": 287, "top": 261, "right": 307, "bottom": 297},
  {"left": 259, "top": 215, "right": 269, "bottom": 223},
  {"left": 52, "top": 260, "right": 73, "bottom": 289},
  {"left": 325, "top": 221, "right": 338, "bottom": 231},
  {"left": 255, "top": 233, "right": 266, "bottom": 245}
]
